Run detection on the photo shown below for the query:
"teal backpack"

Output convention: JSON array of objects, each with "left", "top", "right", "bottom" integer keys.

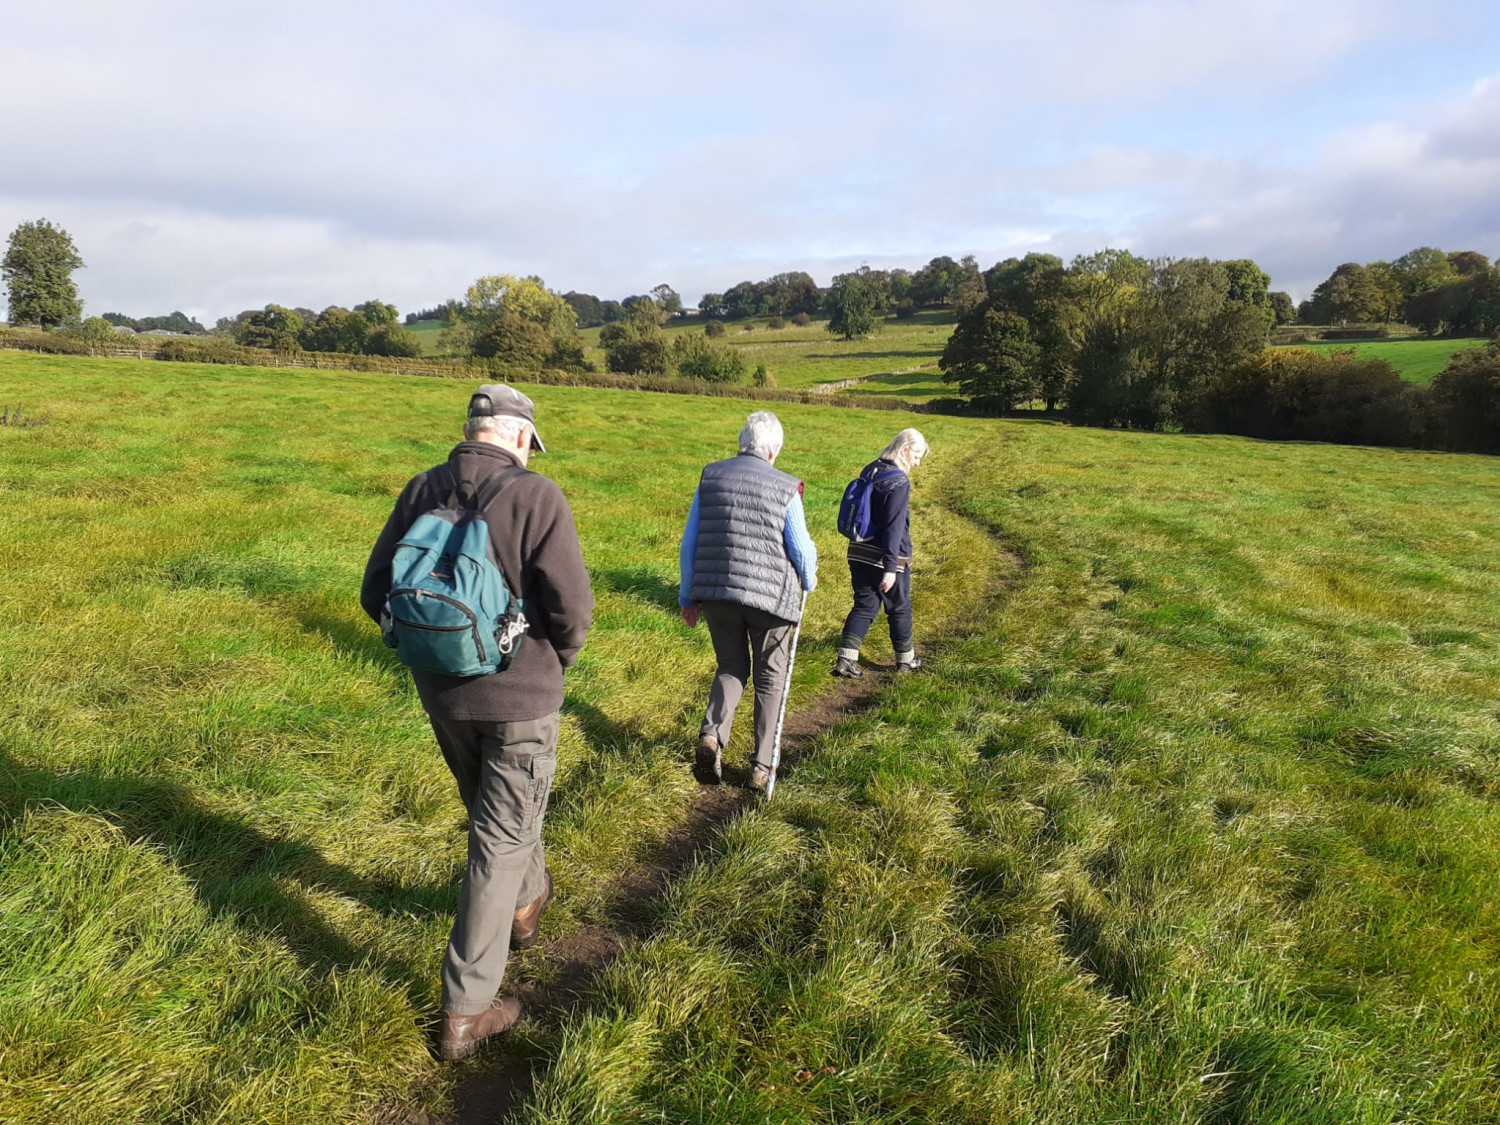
[{"left": 382, "top": 470, "right": 527, "bottom": 678}]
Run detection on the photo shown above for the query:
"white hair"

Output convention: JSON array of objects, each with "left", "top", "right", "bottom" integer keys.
[
  {"left": 464, "top": 413, "right": 531, "bottom": 445},
  {"left": 738, "top": 410, "right": 784, "bottom": 457},
  {"left": 880, "top": 428, "right": 928, "bottom": 464}
]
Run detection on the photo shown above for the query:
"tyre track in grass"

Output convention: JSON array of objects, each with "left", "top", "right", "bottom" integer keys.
[{"left": 371, "top": 441, "right": 1025, "bottom": 1125}]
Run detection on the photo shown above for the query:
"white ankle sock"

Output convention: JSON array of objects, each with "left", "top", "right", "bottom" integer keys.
[
  {"left": 896, "top": 650, "right": 917, "bottom": 665},
  {"left": 838, "top": 647, "right": 860, "bottom": 662}
]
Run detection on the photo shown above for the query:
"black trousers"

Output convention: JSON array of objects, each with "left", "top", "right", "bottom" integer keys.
[{"left": 839, "top": 561, "right": 913, "bottom": 653}]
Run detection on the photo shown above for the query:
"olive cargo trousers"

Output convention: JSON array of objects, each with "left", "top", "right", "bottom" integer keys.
[{"left": 428, "top": 711, "right": 558, "bottom": 1016}]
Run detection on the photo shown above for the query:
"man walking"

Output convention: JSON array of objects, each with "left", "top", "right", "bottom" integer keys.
[
  {"left": 833, "top": 428, "right": 928, "bottom": 678},
  {"left": 361, "top": 384, "right": 592, "bottom": 1060},
  {"left": 679, "top": 411, "right": 817, "bottom": 792}
]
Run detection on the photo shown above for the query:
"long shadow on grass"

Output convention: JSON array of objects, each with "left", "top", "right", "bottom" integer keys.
[
  {"left": 0, "top": 748, "right": 447, "bottom": 989},
  {"left": 591, "top": 566, "right": 681, "bottom": 613}
]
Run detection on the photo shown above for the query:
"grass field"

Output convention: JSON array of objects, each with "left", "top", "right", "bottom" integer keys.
[
  {"left": 2, "top": 352, "right": 1498, "bottom": 1124},
  {"left": 1271, "top": 337, "right": 1488, "bottom": 384},
  {"left": 412, "top": 316, "right": 1488, "bottom": 399},
  {"left": 406, "top": 312, "right": 957, "bottom": 394},
  {"left": 405, "top": 320, "right": 446, "bottom": 356}
]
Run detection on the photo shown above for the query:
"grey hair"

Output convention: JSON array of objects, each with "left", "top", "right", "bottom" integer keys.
[
  {"left": 880, "top": 427, "right": 928, "bottom": 463},
  {"left": 464, "top": 413, "right": 531, "bottom": 445},
  {"left": 738, "top": 410, "right": 784, "bottom": 457}
]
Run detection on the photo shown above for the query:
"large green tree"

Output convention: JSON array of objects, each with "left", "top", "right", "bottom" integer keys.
[
  {"left": 649, "top": 284, "right": 682, "bottom": 318},
  {"left": 909, "top": 256, "right": 965, "bottom": 306},
  {"left": 302, "top": 306, "right": 368, "bottom": 353},
  {"left": 984, "top": 253, "right": 1074, "bottom": 409},
  {"left": 1222, "top": 259, "right": 1271, "bottom": 306},
  {"left": 1448, "top": 250, "right": 1491, "bottom": 277},
  {"left": 440, "top": 274, "right": 584, "bottom": 369},
  {"left": 1302, "top": 263, "right": 1385, "bottom": 324},
  {"left": 3, "top": 219, "right": 84, "bottom": 327},
  {"left": 1391, "top": 247, "right": 1458, "bottom": 299},
  {"left": 824, "top": 275, "right": 878, "bottom": 339},
  {"left": 473, "top": 316, "right": 553, "bottom": 368},
  {"left": 670, "top": 331, "right": 745, "bottom": 382},
  {"left": 235, "top": 305, "right": 304, "bottom": 352},
  {"left": 352, "top": 299, "right": 398, "bottom": 326},
  {"left": 939, "top": 306, "right": 1040, "bottom": 410},
  {"left": 600, "top": 299, "right": 669, "bottom": 374}
]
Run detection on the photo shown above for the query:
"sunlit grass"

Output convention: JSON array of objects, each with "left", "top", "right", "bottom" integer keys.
[
  {"left": 0, "top": 351, "right": 980, "bottom": 1124},
  {"left": 1271, "top": 337, "right": 1487, "bottom": 384},
  {"left": 2, "top": 351, "right": 1498, "bottom": 1123}
]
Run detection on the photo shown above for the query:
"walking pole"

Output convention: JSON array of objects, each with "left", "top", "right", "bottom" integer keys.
[{"left": 765, "top": 590, "right": 808, "bottom": 800}]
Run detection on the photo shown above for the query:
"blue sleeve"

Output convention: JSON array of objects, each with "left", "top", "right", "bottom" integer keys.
[
  {"left": 679, "top": 487, "right": 701, "bottom": 607},
  {"left": 874, "top": 475, "right": 909, "bottom": 573},
  {"left": 783, "top": 490, "right": 818, "bottom": 591}
]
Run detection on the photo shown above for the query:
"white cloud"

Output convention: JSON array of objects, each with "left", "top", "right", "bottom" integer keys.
[{"left": 1, "top": 0, "right": 1496, "bottom": 316}]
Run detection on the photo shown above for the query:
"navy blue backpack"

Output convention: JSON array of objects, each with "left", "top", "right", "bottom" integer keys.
[
  {"left": 837, "top": 462, "right": 903, "bottom": 542},
  {"left": 382, "top": 470, "right": 527, "bottom": 677}
]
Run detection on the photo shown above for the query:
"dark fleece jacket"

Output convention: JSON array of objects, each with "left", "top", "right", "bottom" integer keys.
[{"left": 361, "top": 441, "right": 593, "bottom": 722}]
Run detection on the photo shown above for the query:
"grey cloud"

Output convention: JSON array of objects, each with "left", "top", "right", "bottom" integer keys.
[{"left": 3, "top": 0, "right": 1498, "bottom": 317}]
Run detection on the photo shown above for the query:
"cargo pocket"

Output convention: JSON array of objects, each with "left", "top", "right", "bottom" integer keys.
[{"left": 523, "top": 751, "right": 557, "bottom": 837}]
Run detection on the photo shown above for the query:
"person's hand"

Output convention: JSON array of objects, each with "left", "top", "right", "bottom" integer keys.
[
  {"left": 681, "top": 605, "right": 699, "bottom": 628},
  {"left": 879, "top": 572, "right": 896, "bottom": 593}
]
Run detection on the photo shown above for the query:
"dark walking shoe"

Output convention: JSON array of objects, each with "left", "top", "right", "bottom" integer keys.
[
  {"left": 832, "top": 656, "right": 863, "bottom": 678},
  {"left": 896, "top": 656, "right": 924, "bottom": 673},
  {"left": 511, "top": 869, "right": 554, "bottom": 950},
  {"left": 438, "top": 996, "right": 522, "bottom": 1061},
  {"left": 694, "top": 735, "right": 722, "bottom": 784},
  {"left": 747, "top": 763, "right": 772, "bottom": 794}
]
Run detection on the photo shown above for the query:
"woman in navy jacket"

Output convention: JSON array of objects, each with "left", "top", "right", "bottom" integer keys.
[{"left": 833, "top": 428, "right": 928, "bottom": 678}]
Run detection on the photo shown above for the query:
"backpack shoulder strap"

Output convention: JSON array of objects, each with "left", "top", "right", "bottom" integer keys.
[
  {"left": 473, "top": 465, "right": 526, "bottom": 514},
  {"left": 437, "top": 463, "right": 525, "bottom": 512}
]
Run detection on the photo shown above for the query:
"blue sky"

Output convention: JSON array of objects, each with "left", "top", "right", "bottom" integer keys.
[{"left": 2, "top": 0, "right": 1498, "bottom": 321}]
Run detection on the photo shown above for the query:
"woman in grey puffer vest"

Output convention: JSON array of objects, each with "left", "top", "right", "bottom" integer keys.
[{"left": 679, "top": 412, "right": 818, "bottom": 791}]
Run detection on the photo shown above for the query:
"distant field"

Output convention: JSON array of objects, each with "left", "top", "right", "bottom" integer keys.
[
  {"left": 405, "top": 319, "right": 445, "bottom": 356},
  {"left": 1272, "top": 337, "right": 1486, "bottom": 384},
  {"left": 580, "top": 310, "right": 957, "bottom": 392},
  {"left": 360, "top": 313, "right": 958, "bottom": 398},
  {"left": 408, "top": 314, "right": 956, "bottom": 389},
  {"left": 833, "top": 367, "right": 951, "bottom": 402}
]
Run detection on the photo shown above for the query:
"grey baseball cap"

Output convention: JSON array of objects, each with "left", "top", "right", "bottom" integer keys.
[{"left": 468, "top": 383, "right": 546, "bottom": 452}]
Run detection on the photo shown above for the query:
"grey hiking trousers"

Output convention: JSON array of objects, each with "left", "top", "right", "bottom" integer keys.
[
  {"left": 700, "top": 600, "right": 795, "bottom": 770},
  {"left": 429, "top": 711, "right": 558, "bottom": 1016}
]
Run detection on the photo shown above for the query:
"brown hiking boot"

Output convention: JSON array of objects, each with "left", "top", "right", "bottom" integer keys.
[
  {"left": 694, "top": 735, "right": 722, "bottom": 784},
  {"left": 511, "top": 870, "right": 554, "bottom": 950},
  {"left": 747, "top": 762, "right": 772, "bottom": 794},
  {"left": 438, "top": 996, "right": 522, "bottom": 1061}
]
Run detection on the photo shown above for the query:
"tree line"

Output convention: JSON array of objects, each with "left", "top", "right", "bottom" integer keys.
[
  {"left": 933, "top": 247, "right": 1498, "bottom": 454},
  {"left": 1297, "top": 247, "right": 1496, "bottom": 333},
  {"left": 936, "top": 251, "right": 1278, "bottom": 418},
  {"left": 4, "top": 217, "right": 1495, "bottom": 453},
  {"left": 102, "top": 310, "right": 208, "bottom": 334},
  {"left": 217, "top": 300, "right": 423, "bottom": 357}
]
